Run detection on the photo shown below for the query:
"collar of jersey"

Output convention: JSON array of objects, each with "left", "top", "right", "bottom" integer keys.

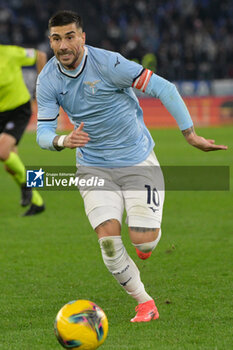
[{"left": 57, "top": 46, "right": 88, "bottom": 78}]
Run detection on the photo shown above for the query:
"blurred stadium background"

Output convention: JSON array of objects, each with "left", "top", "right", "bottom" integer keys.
[{"left": 1, "top": 0, "right": 232, "bottom": 130}]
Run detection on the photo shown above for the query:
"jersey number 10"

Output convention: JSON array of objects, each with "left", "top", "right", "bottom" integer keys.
[{"left": 145, "top": 185, "right": 160, "bottom": 206}]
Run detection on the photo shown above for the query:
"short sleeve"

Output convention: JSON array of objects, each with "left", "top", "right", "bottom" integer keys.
[
  {"left": 20, "top": 48, "right": 37, "bottom": 66},
  {"left": 7, "top": 46, "right": 37, "bottom": 67},
  {"left": 107, "top": 52, "right": 143, "bottom": 89}
]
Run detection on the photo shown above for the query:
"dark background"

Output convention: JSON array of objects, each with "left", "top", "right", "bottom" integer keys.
[{"left": 1, "top": 0, "right": 232, "bottom": 80}]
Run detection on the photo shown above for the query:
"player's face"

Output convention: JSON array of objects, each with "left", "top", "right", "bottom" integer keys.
[{"left": 49, "top": 23, "right": 86, "bottom": 70}]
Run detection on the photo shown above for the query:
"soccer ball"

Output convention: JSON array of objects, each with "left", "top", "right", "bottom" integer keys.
[{"left": 54, "top": 300, "right": 108, "bottom": 350}]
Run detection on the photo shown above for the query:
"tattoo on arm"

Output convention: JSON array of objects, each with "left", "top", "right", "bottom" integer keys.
[
  {"left": 130, "top": 227, "right": 157, "bottom": 232},
  {"left": 182, "top": 126, "right": 194, "bottom": 137}
]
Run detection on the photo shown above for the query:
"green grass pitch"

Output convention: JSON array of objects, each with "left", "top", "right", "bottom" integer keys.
[{"left": 0, "top": 126, "right": 232, "bottom": 350}]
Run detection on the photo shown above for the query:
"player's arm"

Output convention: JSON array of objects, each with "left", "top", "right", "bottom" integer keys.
[
  {"left": 134, "top": 71, "right": 228, "bottom": 152},
  {"left": 36, "top": 75, "right": 61, "bottom": 151},
  {"left": 37, "top": 75, "right": 90, "bottom": 151},
  {"left": 181, "top": 125, "right": 227, "bottom": 151},
  {"left": 35, "top": 50, "right": 47, "bottom": 74},
  {"left": 19, "top": 47, "right": 46, "bottom": 72},
  {"left": 38, "top": 120, "right": 90, "bottom": 151},
  {"left": 37, "top": 112, "right": 90, "bottom": 152},
  {"left": 52, "top": 122, "right": 90, "bottom": 150}
]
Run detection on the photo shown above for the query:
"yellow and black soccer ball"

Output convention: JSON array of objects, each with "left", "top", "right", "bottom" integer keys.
[{"left": 54, "top": 300, "right": 108, "bottom": 350}]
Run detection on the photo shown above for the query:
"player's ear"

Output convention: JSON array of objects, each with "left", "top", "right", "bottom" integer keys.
[
  {"left": 81, "top": 32, "right": 86, "bottom": 45},
  {"left": 48, "top": 35, "right": 54, "bottom": 49}
]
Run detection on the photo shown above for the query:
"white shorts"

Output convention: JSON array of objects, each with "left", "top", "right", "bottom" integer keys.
[{"left": 76, "top": 151, "right": 165, "bottom": 229}]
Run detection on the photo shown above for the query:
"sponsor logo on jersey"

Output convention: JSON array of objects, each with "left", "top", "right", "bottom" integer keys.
[{"left": 114, "top": 56, "right": 120, "bottom": 68}]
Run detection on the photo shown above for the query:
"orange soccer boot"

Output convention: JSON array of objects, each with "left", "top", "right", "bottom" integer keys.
[{"left": 130, "top": 300, "right": 159, "bottom": 323}]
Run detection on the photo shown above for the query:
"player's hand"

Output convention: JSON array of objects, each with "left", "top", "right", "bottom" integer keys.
[
  {"left": 63, "top": 122, "right": 90, "bottom": 149},
  {"left": 182, "top": 126, "right": 228, "bottom": 152}
]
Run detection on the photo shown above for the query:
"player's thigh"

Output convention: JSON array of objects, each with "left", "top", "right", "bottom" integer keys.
[
  {"left": 1, "top": 101, "right": 31, "bottom": 148},
  {"left": 76, "top": 164, "right": 123, "bottom": 230},
  {"left": 123, "top": 151, "right": 165, "bottom": 243},
  {"left": 80, "top": 189, "right": 124, "bottom": 236},
  {"left": 124, "top": 187, "right": 164, "bottom": 243},
  {"left": 77, "top": 165, "right": 124, "bottom": 233}
]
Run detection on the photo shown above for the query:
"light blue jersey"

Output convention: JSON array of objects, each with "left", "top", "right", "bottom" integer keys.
[{"left": 37, "top": 45, "right": 193, "bottom": 166}]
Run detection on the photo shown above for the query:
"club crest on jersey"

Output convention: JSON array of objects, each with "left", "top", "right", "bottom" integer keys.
[{"left": 84, "top": 80, "right": 101, "bottom": 94}]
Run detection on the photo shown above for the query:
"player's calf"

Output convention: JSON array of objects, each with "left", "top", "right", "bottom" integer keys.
[
  {"left": 98, "top": 235, "right": 152, "bottom": 304},
  {"left": 20, "top": 183, "right": 32, "bottom": 206}
]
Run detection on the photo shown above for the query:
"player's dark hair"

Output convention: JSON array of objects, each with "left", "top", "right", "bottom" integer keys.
[{"left": 49, "top": 10, "right": 83, "bottom": 30}]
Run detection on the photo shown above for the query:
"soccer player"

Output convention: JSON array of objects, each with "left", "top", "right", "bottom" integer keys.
[
  {"left": 0, "top": 44, "right": 46, "bottom": 216},
  {"left": 36, "top": 11, "right": 227, "bottom": 322}
]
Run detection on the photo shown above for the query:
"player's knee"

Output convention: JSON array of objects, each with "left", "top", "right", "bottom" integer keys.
[
  {"left": 0, "top": 144, "right": 13, "bottom": 160},
  {"left": 0, "top": 150, "right": 9, "bottom": 161},
  {"left": 95, "top": 218, "right": 121, "bottom": 238},
  {"left": 0, "top": 135, "right": 16, "bottom": 160},
  {"left": 133, "top": 229, "right": 162, "bottom": 253}
]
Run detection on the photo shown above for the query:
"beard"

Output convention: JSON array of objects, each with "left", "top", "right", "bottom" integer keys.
[{"left": 58, "top": 50, "right": 80, "bottom": 70}]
